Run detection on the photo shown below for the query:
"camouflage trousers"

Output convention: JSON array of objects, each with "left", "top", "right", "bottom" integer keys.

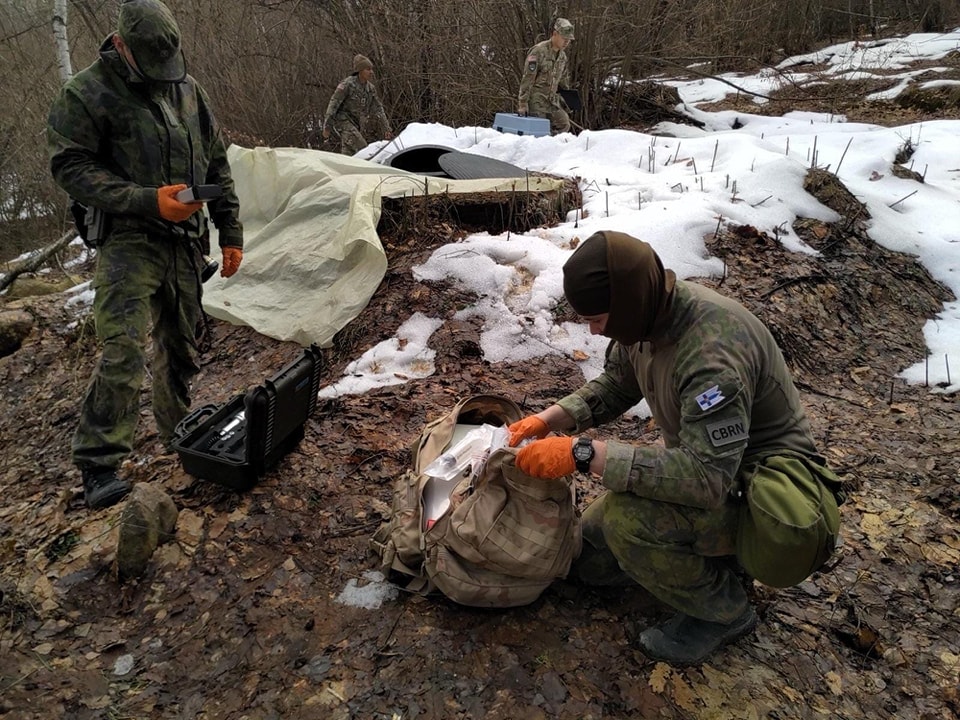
[
  {"left": 569, "top": 491, "right": 749, "bottom": 623},
  {"left": 332, "top": 120, "right": 368, "bottom": 156},
  {"left": 72, "top": 230, "right": 203, "bottom": 470},
  {"left": 529, "top": 95, "right": 570, "bottom": 134}
]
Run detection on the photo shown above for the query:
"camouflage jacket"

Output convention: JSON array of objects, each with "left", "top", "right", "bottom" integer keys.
[
  {"left": 47, "top": 39, "right": 243, "bottom": 248},
  {"left": 323, "top": 74, "right": 390, "bottom": 134},
  {"left": 518, "top": 39, "right": 569, "bottom": 110},
  {"left": 557, "top": 281, "right": 823, "bottom": 510}
]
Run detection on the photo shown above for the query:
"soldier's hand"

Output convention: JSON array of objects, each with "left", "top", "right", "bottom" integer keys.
[
  {"left": 518, "top": 106, "right": 527, "bottom": 117},
  {"left": 515, "top": 437, "right": 575, "bottom": 479},
  {"left": 157, "top": 184, "right": 202, "bottom": 223},
  {"left": 322, "top": 127, "right": 330, "bottom": 139},
  {"left": 384, "top": 130, "right": 393, "bottom": 141},
  {"left": 221, "top": 247, "right": 243, "bottom": 278},
  {"left": 508, "top": 415, "right": 550, "bottom": 447}
]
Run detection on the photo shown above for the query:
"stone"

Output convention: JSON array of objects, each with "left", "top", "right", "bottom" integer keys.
[
  {"left": 116, "top": 483, "right": 179, "bottom": 581},
  {"left": 0, "top": 309, "right": 33, "bottom": 357}
]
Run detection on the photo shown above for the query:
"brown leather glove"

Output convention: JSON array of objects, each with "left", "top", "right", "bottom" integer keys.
[
  {"left": 221, "top": 247, "right": 243, "bottom": 278},
  {"left": 508, "top": 416, "right": 549, "bottom": 447},
  {"left": 515, "top": 436, "right": 575, "bottom": 479},
  {"left": 157, "top": 184, "right": 203, "bottom": 223}
]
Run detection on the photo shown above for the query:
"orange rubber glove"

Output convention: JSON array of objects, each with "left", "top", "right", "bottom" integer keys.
[
  {"left": 515, "top": 436, "right": 576, "bottom": 479},
  {"left": 508, "top": 416, "right": 550, "bottom": 447},
  {"left": 221, "top": 247, "right": 243, "bottom": 278},
  {"left": 157, "top": 184, "right": 203, "bottom": 223}
]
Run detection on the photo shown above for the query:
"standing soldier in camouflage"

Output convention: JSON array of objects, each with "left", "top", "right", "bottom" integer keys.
[
  {"left": 508, "top": 231, "right": 842, "bottom": 664},
  {"left": 47, "top": 0, "right": 244, "bottom": 509},
  {"left": 518, "top": 18, "right": 575, "bottom": 134},
  {"left": 322, "top": 54, "right": 393, "bottom": 156}
]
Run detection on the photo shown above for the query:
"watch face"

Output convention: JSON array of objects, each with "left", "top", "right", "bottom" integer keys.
[{"left": 573, "top": 438, "right": 593, "bottom": 461}]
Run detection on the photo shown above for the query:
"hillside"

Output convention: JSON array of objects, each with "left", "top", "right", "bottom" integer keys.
[{"left": 2, "top": 60, "right": 960, "bottom": 720}]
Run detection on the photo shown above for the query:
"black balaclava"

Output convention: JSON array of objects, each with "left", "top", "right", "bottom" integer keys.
[
  {"left": 562, "top": 232, "right": 610, "bottom": 315},
  {"left": 563, "top": 230, "right": 676, "bottom": 345}
]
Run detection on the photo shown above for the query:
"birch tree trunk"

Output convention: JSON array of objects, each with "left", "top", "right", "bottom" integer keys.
[{"left": 53, "top": 0, "right": 72, "bottom": 83}]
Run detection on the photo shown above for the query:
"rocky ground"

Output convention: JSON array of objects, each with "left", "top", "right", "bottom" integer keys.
[{"left": 2, "top": 56, "right": 960, "bottom": 720}]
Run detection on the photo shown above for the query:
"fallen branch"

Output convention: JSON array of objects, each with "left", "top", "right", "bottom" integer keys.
[
  {"left": 0, "top": 229, "right": 78, "bottom": 293},
  {"left": 760, "top": 273, "right": 826, "bottom": 299},
  {"left": 795, "top": 380, "right": 869, "bottom": 409}
]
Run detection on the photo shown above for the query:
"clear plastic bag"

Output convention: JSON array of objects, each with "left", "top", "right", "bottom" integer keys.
[
  {"left": 423, "top": 424, "right": 509, "bottom": 481},
  {"left": 422, "top": 424, "right": 510, "bottom": 529}
]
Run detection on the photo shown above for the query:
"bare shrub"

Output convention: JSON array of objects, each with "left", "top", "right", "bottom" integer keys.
[{"left": 1, "top": 0, "right": 957, "bottom": 255}]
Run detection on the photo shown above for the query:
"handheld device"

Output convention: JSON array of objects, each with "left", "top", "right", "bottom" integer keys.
[
  {"left": 176, "top": 184, "right": 223, "bottom": 203},
  {"left": 200, "top": 255, "right": 219, "bottom": 282}
]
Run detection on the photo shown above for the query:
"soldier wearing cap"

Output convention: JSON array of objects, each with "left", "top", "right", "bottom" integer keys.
[
  {"left": 322, "top": 54, "right": 393, "bottom": 156},
  {"left": 47, "top": 0, "right": 244, "bottom": 509},
  {"left": 518, "top": 17, "right": 575, "bottom": 134}
]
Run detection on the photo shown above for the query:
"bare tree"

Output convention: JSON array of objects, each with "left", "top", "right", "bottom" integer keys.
[
  {"left": 1, "top": 0, "right": 959, "bottom": 261},
  {"left": 52, "top": 0, "right": 72, "bottom": 82}
]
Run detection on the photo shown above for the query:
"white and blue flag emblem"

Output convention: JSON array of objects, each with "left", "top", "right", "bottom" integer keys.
[{"left": 695, "top": 385, "right": 725, "bottom": 411}]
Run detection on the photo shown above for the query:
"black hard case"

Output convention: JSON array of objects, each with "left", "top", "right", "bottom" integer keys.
[{"left": 172, "top": 346, "right": 323, "bottom": 490}]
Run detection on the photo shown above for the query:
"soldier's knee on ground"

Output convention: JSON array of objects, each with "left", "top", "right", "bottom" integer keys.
[
  {"left": 592, "top": 491, "right": 697, "bottom": 583},
  {"left": 570, "top": 493, "right": 638, "bottom": 586},
  {"left": 570, "top": 535, "right": 636, "bottom": 586}
]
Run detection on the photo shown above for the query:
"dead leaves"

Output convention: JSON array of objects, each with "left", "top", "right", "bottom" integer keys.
[
  {"left": 646, "top": 661, "right": 781, "bottom": 718},
  {"left": 835, "top": 624, "right": 884, "bottom": 659},
  {"left": 858, "top": 501, "right": 960, "bottom": 568}
]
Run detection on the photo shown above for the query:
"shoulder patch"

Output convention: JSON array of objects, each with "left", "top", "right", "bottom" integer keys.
[
  {"left": 695, "top": 384, "right": 725, "bottom": 411},
  {"left": 526, "top": 57, "right": 538, "bottom": 73},
  {"left": 705, "top": 417, "right": 749, "bottom": 447}
]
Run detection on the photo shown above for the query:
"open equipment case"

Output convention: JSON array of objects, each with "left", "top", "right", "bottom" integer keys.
[{"left": 172, "top": 346, "right": 324, "bottom": 491}]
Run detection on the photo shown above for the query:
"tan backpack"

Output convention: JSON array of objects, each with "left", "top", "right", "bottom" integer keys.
[{"left": 369, "top": 395, "right": 582, "bottom": 607}]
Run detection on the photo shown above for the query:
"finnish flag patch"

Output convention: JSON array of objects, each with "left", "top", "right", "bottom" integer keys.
[{"left": 695, "top": 385, "right": 725, "bottom": 411}]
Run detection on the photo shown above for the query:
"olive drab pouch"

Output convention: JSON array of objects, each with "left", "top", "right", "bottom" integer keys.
[
  {"left": 369, "top": 394, "right": 582, "bottom": 607},
  {"left": 735, "top": 454, "right": 843, "bottom": 588}
]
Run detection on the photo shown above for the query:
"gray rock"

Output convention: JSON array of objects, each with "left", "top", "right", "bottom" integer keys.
[
  {"left": 116, "top": 483, "right": 178, "bottom": 581},
  {"left": 0, "top": 309, "right": 33, "bottom": 357}
]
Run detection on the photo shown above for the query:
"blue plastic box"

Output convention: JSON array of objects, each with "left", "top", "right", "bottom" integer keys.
[{"left": 492, "top": 113, "right": 550, "bottom": 137}]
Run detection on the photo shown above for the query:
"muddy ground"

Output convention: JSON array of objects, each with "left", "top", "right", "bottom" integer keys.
[{"left": 2, "top": 66, "right": 960, "bottom": 720}]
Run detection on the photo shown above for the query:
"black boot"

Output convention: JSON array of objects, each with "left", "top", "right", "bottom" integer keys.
[
  {"left": 81, "top": 467, "right": 132, "bottom": 509},
  {"left": 638, "top": 606, "right": 758, "bottom": 665}
]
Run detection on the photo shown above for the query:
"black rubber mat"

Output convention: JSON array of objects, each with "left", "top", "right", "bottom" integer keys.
[{"left": 438, "top": 151, "right": 528, "bottom": 180}]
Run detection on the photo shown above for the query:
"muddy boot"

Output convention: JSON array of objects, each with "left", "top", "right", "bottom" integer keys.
[
  {"left": 116, "top": 483, "right": 179, "bottom": 581},
  {"left": 638, "top": 606, "right": 758, "bottom": 665},
  {"left": 81, "top": 467, "right": 132, "bottom": 510}
]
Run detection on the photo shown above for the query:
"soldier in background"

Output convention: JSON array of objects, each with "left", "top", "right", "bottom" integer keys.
[
  {"left": 323, "top": 54, "right": 393, "bottom": 155},
  {"left": 47, "top": 0, "right": 243, "bottom": 509},
  {"left": 518, "top": 17, "right": 575, "bottom": 134}
]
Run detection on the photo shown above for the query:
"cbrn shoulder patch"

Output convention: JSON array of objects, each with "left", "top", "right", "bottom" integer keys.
[{"left": 705, "top": 417, "right": 749, "bottom": 447}]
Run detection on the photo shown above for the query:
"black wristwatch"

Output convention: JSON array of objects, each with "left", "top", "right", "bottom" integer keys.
[{"left": 572, "top": 436, "right": 595, "bottom": 474}]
